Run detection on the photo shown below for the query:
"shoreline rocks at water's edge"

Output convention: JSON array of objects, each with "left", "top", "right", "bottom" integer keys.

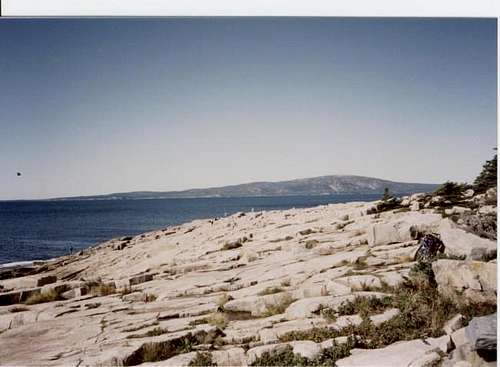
[{"left": 0, "top": 188, "right": 496, "bottom": 366}]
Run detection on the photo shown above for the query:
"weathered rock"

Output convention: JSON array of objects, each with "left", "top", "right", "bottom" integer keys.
[
  {"left": 129, "top": 273, "right": 153, "bottom": 286},
  {"left": 223, "top": 292, "right": 294, "bottom": 317},
  {"left": 432, "top": 260, "right": 496, "bottom": 303},
  {"left": 451, "top": 327, "right": 469, "bottom": 348},
  {"left": 465, "top": 313, "right": 497, "bottom": 351},
  {"left": 426, "top": 334, "right": 453, "bottom": 353},
  {"left": 335, "top": 275, "right": 381, "bottom": 290},
  {"left": 336, "top": 339, "right": 440, "bottom": 366},
  {"left": 284, "top": 292, "right": 386, "bottom": 320},
  {"left": 60, "top": 287, "right": 88, "bottom": 300},
  {"left": 36, "top": 275, "right": 57, "bottom": 287},
  {"left": 367, "top": 213, "right": 442, "bottom": 246},
  {"left": 211, "top": 347, "right": 247, "bottom": 366},
  {"left": 439, "top": 220, "right": 497, "bottom": 259},
  {"left": 288, "top": 340, "right": 322, "bottom": 360},
  {"left": 443, "top": 314, "right": 464, "bottom": 335}
]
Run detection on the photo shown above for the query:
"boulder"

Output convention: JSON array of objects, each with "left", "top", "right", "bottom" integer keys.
[
  {"left": 60, "top": 287, "right": 88, "bottom": 300},
  {"left": 336, "top": 339, "right": 440, "bottom": 366},
  {"left": 288, "top": 340, "right": 322, "bottom": 360},
  {"left": 432, "top": 260, "right": 496, "bottom": 303},
  {"left": 451, "top": 327, "right": 469, "bottom": 348},
  {"left": 426, "top": 334, "right": 453, "bottom": 353},
  {"left": 211, "top": 347, "right": 247, "bottom": 366},
  {"left": 465, "top": 313, "right": 497, "bottom": 351},
  {"left": 443, "top": 314, "right": 464, "bottom": 335},
  {"left": 439, "top": 219, "right": 497, "bottom": 259},
  {"left": 367, "top": 213, "right": 442, "bottom": 246},
  {"left": 223, "top": 292, "right": 294, "bottom": 317},
  {"left": 36, "top": 275, "right": 57, "bottom": 287},
  {"left": 129, "top": 273, "right": 153, "bottom": 286}
]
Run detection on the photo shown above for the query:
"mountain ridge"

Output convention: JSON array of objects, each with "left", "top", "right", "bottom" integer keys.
[{"left": 48, "top": 175, "right": 439, "bottom": 201}]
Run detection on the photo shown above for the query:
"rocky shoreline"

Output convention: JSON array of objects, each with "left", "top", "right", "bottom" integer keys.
[{"left": 0, "top": 188, "right": 497, "bottom": 366}]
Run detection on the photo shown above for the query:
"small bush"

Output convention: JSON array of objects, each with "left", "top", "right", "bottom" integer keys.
[
  {"left": 336, "top": 296, "right": 393, "bottom": 318},
  {"left": 189, "top": 352, "right": 216, "bottom": 366},
  {"left": 25, "top": 289, "right": 63, "bottom": 305},
  {"left": 434, "top": 181, "right": 468, "bottom": 202},
  {"left": 258, "top": 286, "right": 283, "bottom": 296},
  {"left": 262, "top": 294, "right": 296, "bottom": 317},
  {"left": 143, "top": 293, "right": 157, "bottom": 303},
  {"left": 251, "top": 339, "right": 355, "bottom": 366},
  {"left": 352, "top": 257, "right": 368, "bottom": 270},
  {"left": 86, "top": 280, "right": 116, "bottom": 296},
  {"left": 280, "top": 270, "right": 496, "bottom": 349},
  {"left": 206, "top": 312, "right": 229, "bottom": 329},
  {"left": 305, "top": 240, "right": 319, "bottom": 249}
]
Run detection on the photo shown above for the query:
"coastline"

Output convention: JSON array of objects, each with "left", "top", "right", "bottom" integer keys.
[{"left": 0, "top": 190, "right": 496, "bottom": 366}]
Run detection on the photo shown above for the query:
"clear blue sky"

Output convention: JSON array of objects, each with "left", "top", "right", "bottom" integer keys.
[{"left": 0, "top": 18, "right": 497, "bottom": 200}]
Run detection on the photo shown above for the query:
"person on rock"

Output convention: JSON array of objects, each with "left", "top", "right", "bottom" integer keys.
[{"left": 413, "top": 233, "right": 445, "bottom": 263}]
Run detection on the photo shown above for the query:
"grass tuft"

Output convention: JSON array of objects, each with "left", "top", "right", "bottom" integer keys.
[
  {"left": 25, "top": 289, "right": 63, "bottom": 305},
  {"left": 257, "top": 286, "right": 284, "bottom": 296},
  {"left": 189, "top": 352, "right": 216, "bottom": 366}
]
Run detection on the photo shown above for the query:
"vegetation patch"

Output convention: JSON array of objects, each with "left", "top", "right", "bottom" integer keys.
[
  {"left": 257, "top": 286, "right": 284, "bottom": 296},
  {"left": 123, "top": 329, "right": 222, "bottom": 366},
  {"left": 189, "top": 352, "right": 216, "bottom": 366},
  {"left": 352, "top": 257, "right": 369, "bottom": 270},
  {"left": 127, "top": 326, "right": 169, "bottom": 339},
  {"left": 144, "top": 293, "right": 157, "bottom": 303},
  {"left": 251, "top": 339, "right": 354, "bottom": 366},
  {"left": 336, "top": 296, "right": 393, "bottom": 318},
  {"left": 86, "top": 280, "right": 117, "bottom": 296},
  {"left": 280, "top": 271, "right": 496, "bottom": 349},
  {"left": 123, "top": 320, "right": 160, "bottom": 333},
  {"left": 25, "top": 289, "right": 64, "bottom": 305},
  {"left": 305, "top": 240, "right": 319, "bottom": 249}
]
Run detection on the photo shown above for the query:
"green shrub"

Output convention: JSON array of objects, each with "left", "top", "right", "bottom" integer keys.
[
  {"left": 189, "top": 352, "right": 216, "bottom": 366},
  {"left": 474, "top": 154, "right": 497, "bottom": 193},
  {"left": 257, "top": 286, "right": 283, "bottom": 296},
  {"left": 25, "top": 289, "right": 63, "bottom": 305},
  {"left": 251, "top": 339, "right": 355, "bottom": 366},
  {"left": 336, "top": 296, "right": 393, "bottom": 318}
]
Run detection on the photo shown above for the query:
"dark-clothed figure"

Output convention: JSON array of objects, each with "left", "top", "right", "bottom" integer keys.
[{"left": 414, "top": 234, "right": 445, "bottom": 263}]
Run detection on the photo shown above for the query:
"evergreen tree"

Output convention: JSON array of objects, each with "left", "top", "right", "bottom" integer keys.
[
  {"left": 474, "top": 153, "right": 497, "bottom": 193},
  {"left": 382, "top": 187, "right": 393, "bottom": 201}
]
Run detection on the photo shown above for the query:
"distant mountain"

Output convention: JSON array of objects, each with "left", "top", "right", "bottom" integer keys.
[{"left": 49, "top": 175, "right": 438, "bottom": 201}]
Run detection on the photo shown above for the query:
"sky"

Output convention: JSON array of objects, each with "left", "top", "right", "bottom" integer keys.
[{"left": 0, "top": 17, "right": 497, "bottom": 200}]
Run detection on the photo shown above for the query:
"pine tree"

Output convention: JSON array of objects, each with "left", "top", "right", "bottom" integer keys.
[
  {"left": 474, "top": 154, "right": 497, "bottom": 193},
  {"left": 382, "top": 187, "right": 393, "bottom": 201}
]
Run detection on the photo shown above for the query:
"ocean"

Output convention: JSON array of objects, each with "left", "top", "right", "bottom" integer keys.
[{"left": 0, "top": 194, "right": 381, "bottom": 264}]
